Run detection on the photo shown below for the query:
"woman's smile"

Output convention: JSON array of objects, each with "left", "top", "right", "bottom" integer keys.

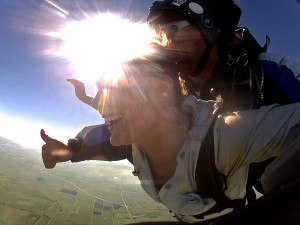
[{"left": 104, "top": 114, "right": 124, "bottom": 131}]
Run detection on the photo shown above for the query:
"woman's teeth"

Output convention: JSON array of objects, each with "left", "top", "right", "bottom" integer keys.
[{"left": 105, "top": 114, "right": 123, "bottom": 125}]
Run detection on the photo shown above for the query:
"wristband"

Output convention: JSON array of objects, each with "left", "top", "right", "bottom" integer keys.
[{"left": 67, "top": 138, "right": 83, "bottom": 153}]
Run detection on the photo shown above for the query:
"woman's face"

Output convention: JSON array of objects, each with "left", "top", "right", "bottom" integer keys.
[{"left": 100, "top": 70, "right": 164, "bottom": 146}]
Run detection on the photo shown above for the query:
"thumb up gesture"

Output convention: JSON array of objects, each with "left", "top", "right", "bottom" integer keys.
[{"left": 40, "top": 129, "right": 72, "bottom": 169}]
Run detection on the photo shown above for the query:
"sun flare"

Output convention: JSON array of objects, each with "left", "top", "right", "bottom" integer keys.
[{"left": 47, "top": 13, "right": 156, "bottom": 85}]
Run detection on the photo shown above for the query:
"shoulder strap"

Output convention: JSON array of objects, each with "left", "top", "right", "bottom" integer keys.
[
  {"left": 195, "top": 116, "right": 227, "bottom": 201},
  {"left": 194, "top": 116, "right": 245, "bottom": 219},
  {"left": 126, "top": 145, "right": 133, "bottom": 164}
]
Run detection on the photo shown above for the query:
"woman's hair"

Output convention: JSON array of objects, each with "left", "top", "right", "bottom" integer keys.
[{"left": 123, "top": 43, "right": 191, "bottom": 106}]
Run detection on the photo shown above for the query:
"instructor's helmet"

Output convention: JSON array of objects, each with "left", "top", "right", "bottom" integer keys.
[{"left": 147, "top": 0, "right": 241, "bottom": 44}]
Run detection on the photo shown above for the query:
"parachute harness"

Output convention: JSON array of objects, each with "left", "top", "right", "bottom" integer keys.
[{"left": 227, "top": 27, "right": 269, "bottom": 109}]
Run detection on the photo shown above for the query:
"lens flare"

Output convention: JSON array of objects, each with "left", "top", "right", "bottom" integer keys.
[
  {"left": 44, "top": 0, "right": 69, "bottom": 16},
  {"left": 48, "top": 13, "right": 156, "bottom": 84}
]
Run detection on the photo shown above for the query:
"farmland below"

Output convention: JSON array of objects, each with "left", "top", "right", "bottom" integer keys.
[{"left": 0, "top": 137, "right": 175, "bottom": 225}]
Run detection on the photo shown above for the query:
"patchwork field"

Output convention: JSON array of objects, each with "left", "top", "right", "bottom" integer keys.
[{"left": 0, "top": 137, "right": 176, "bottom": 225}]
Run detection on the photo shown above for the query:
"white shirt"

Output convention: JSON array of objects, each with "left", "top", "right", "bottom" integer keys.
[{"left": 132, "top": 96, "right": 300, "bottom": 222}]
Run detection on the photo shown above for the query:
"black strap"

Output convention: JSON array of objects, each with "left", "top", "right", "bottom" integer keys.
[
  {"left": 126, "top": 145, "right": 133, "bottom": 164},
  {"left": 195, "top": 116, "right": 227, "bottom": 201},
  {"left": 194, "top": 116, "right": 245, "bottom": 218}
]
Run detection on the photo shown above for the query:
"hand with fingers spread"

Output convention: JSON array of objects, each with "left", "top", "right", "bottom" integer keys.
[
  {"left": 67, "top": 78, "right": 93, "bottom": 105},
  {"left": 40, "top": 129, "right": 72, "bottom": 169},
  {"left": 67, "top": 78, "right": 104, "bottom": 112}
]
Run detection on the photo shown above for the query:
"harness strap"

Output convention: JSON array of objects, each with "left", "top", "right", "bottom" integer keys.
[
  {"left": 126, "top": 145, "right": 133, "bottom": 164},
  {"left": 195, "top": 115, "right": 227, "bottom": 200},
  {"left": 194, "top": 115, "right": 245, "bottom": 219}
]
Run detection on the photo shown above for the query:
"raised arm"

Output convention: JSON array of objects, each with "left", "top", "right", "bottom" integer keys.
[{"left": 67, "top": 78, "right": 94, "bottom": 105}]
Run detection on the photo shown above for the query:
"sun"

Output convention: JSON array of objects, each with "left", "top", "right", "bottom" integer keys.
[{"left": 47, "top": 13, "right": 157, "bottom": 85}]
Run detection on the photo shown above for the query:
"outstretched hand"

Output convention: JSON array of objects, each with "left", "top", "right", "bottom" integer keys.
[
  {"left": 67, "top": 78, "right": 85, "bottom": 89},
  {"left": 67, "top": 78, "right": 93, "bottom": 105},
  {"left": 40, "top": 129, "right": 72, "bottom": 169}
]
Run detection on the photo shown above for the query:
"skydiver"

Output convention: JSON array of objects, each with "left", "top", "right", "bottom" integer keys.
[{"left": 41, "top": 44, "right": 300, "bottom": 222}]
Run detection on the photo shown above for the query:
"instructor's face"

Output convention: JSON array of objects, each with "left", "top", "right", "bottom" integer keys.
[{"left": 161, "top": 21, "right": 208, "bottom": 78}]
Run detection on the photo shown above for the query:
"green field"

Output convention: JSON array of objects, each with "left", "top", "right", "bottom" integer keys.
[{"left": 0, "top": 137, "right": 176, "bottom": 225}]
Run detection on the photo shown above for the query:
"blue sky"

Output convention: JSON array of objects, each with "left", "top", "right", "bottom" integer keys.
[{"left": 0, "top": 0, "right": 299, "bottom": 149}]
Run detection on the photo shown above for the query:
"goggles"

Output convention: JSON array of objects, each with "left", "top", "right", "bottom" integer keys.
[{"left": 161, "top": 20, "right": 190, "bottom": 39}]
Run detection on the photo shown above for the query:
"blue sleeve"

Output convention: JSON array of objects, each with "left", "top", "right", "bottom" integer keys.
[
  {"left": 259, "top": 52, "right": 300, "bottom": 103},
  {"left": 71, "top": 124, "right": 130, "bottom": 162}
]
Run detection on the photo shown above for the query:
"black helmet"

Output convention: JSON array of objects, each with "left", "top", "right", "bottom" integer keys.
[{"left": 148, "top": 0, "right": 241, "bottom": 44}]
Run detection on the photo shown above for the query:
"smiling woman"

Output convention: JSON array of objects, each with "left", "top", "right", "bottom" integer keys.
[
  {"left": 0, "top": 0, "right": 299, "bottom": 224},
  {"left": 98, "top": 47, "right": 188, "bottom": 147}
]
